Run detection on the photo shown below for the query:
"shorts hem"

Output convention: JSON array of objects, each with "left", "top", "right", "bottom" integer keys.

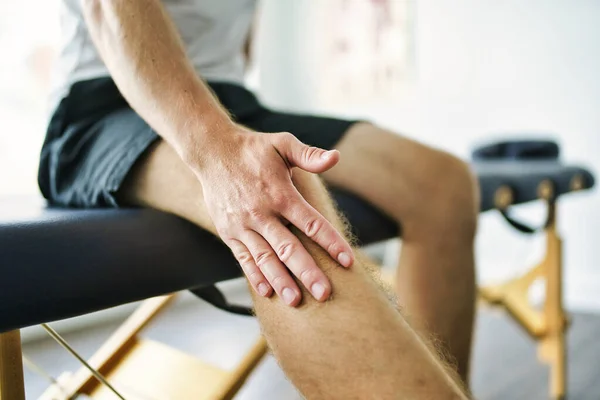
[{"left": 103, "top": 129, "right": 159, "bottom": 207}]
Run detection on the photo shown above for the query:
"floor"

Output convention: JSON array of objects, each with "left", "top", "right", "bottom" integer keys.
[{"left": 22, "top": 291, "right": 600, "bottom": 400}]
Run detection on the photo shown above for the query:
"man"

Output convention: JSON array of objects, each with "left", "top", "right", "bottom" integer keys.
[{"left": 38, "top": 0, "right": 478, "bottom": 398}]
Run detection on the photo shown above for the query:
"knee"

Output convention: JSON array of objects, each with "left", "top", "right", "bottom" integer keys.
[{"left": 412, "top": 149, "right": 480, "bottom": 240}]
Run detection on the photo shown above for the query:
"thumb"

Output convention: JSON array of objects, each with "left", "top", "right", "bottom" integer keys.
[{"left": 279, "top": 134, "right": 340, "bottom": 173}]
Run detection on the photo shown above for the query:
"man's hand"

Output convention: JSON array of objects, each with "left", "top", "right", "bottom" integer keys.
[
  {"left": 190, "top": 127, "right": 355, "bottom": 306},
  {"left": 82, "top": 0, "right": 354, "bottom": 306}
]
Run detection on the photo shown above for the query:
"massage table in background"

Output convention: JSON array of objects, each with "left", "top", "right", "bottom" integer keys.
[{"left": 0, "top": 154, "right": 595, "bottom": 399}]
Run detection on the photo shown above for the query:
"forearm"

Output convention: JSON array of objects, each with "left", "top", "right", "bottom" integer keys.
[{"left": 82, "top": 0, "right": 233, "bottom": 160}]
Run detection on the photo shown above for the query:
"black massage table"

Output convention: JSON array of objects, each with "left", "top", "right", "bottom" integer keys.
[{"left": 0, "top": 159, "right": 595, "bottom": 400}]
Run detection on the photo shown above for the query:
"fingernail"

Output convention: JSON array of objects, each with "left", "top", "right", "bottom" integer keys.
[
  {"left": 338, "top": 252, "right": 352, "bottom": 267},
  {"left": 282, "top": 288, "right": 296, "bottom": 305},
  {"left": 257, "top": 283, "right": 269, "bottom": 296},
  {"left": 321, "top": 150, "right": 332, "bottom": 159},
  {"left": 311, "top": 282, "right": 326, "bottom": 300}
]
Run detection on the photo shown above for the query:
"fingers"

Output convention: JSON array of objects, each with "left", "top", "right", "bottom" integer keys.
[
  {"left": 227, "top": 238, "right": 274, "bottom": 298},
  {"left": 283, "top": 194, "right": 354, "bottom": 268},
  {"left": 259, "top": 219, "right": 332, "bottom": 302},
  {"left": 275, "top": 133, "right": 340, "bottom": 173},
  {"left": 240, "top": 230, "right": 303, "bottom": 306}
]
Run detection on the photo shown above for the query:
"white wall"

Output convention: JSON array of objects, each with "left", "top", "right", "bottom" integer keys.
[
  {"left": 0, "top": 0, "right": 59, "bottom": 196},
  {"left": 256, "top": 0, "right": 600, "bottom": 311}
]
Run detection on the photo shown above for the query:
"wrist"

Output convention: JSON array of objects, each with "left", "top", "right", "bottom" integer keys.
[
  {"left": 175, "top": 107, "right": 236, "bottom": 162},
  {"left": 178, "top": 115, "right": 245, "bottom": 170}
]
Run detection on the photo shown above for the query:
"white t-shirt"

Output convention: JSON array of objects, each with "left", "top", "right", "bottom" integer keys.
[{"left": 50, "top": 0, "right": 256, "bottom": 111}]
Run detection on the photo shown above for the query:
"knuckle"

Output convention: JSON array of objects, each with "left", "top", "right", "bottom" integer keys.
[
  {"left": 275, "top": 242, "right": 296, "bottom": 263},
  {"left": 255, "top": 250, "right": 275, "bottom": 267},
  {"left": 247, "top": 271, "right": 263, "bottom": 284},
  {"left": 262, "top": 221, "right": 277, "bottom": 236},
  {"left": 278, "top": 132, "right": 294, "bottom": 142},
  {"left": 303, "top": 145, "right": 319, "bottom": 163},
  {"left": 327, "top": 241, "right": 340, "bottom": 256},
  {"left": 248, "top": 207, "right": 266, "bottom": 222},
  {"left": 270, "top": 275, "right": 286, "bottom": 289},
  {"left": 304, "top": 217, "right": 322, "bottom": 238},
  {"left": 299, "top": 268, "right": 318, "bottom": 285},
  {"left": 236, "top": 250, "right": 254, "bottom": 265},
  {"left": 274, "top": 132, "right": 293, "bottom": 147},
  {"left": 270, "top": 192, "right": 289, "bottom": 209}
]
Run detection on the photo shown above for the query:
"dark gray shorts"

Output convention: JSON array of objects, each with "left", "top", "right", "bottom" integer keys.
[{"left": 38, "top": 78, "right": 356, "bottom": 208}]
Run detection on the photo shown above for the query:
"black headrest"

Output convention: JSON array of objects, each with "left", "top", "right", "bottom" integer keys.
[{"left": 472, "top": 139, "right": 560, "bottom": 161}]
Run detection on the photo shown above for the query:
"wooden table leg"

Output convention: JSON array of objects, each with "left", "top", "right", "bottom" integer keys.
[
  {"left": 480, "top": 197, "right": 569, "bottom": 400},
  {"left": 0, "top": 330, "right": 26, "bottom": 400},
  {"left": 540, "top": 204, "right": 567, "bottom": 399}
]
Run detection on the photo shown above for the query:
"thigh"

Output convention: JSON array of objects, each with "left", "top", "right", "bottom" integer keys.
[{"left": 119, "top": 140, "right": 215, "bottom": 233}]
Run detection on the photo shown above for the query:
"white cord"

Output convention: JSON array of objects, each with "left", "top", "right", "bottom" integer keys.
[
  {"left": 21, "top": 354, "right": 61, "bottom": 387},
  {"left": 41, "top": 323, "right": 127, "bottom": 400}
]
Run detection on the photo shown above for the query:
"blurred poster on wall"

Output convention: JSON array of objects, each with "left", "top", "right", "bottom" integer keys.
[{"left": 315, "top": 0, "right": 415, "bottom": 107}]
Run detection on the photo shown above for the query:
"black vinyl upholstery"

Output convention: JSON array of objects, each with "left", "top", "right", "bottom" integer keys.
[
  {"left": 0, "top": 161, "right": 594, "bottom": 332},
  {"left": 474, "top": 161, "right": 595, "bottom": 211},
  {"left": 0, "top": 189, "right": 397, "bottom": 332}
]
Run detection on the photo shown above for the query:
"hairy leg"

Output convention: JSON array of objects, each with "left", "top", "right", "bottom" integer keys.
[
  {"left": 323, "top": 124, "right": 479, "bottom": 382},
  {"left": 120, "top": 140, "right": 467, "bottom": 399}
]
